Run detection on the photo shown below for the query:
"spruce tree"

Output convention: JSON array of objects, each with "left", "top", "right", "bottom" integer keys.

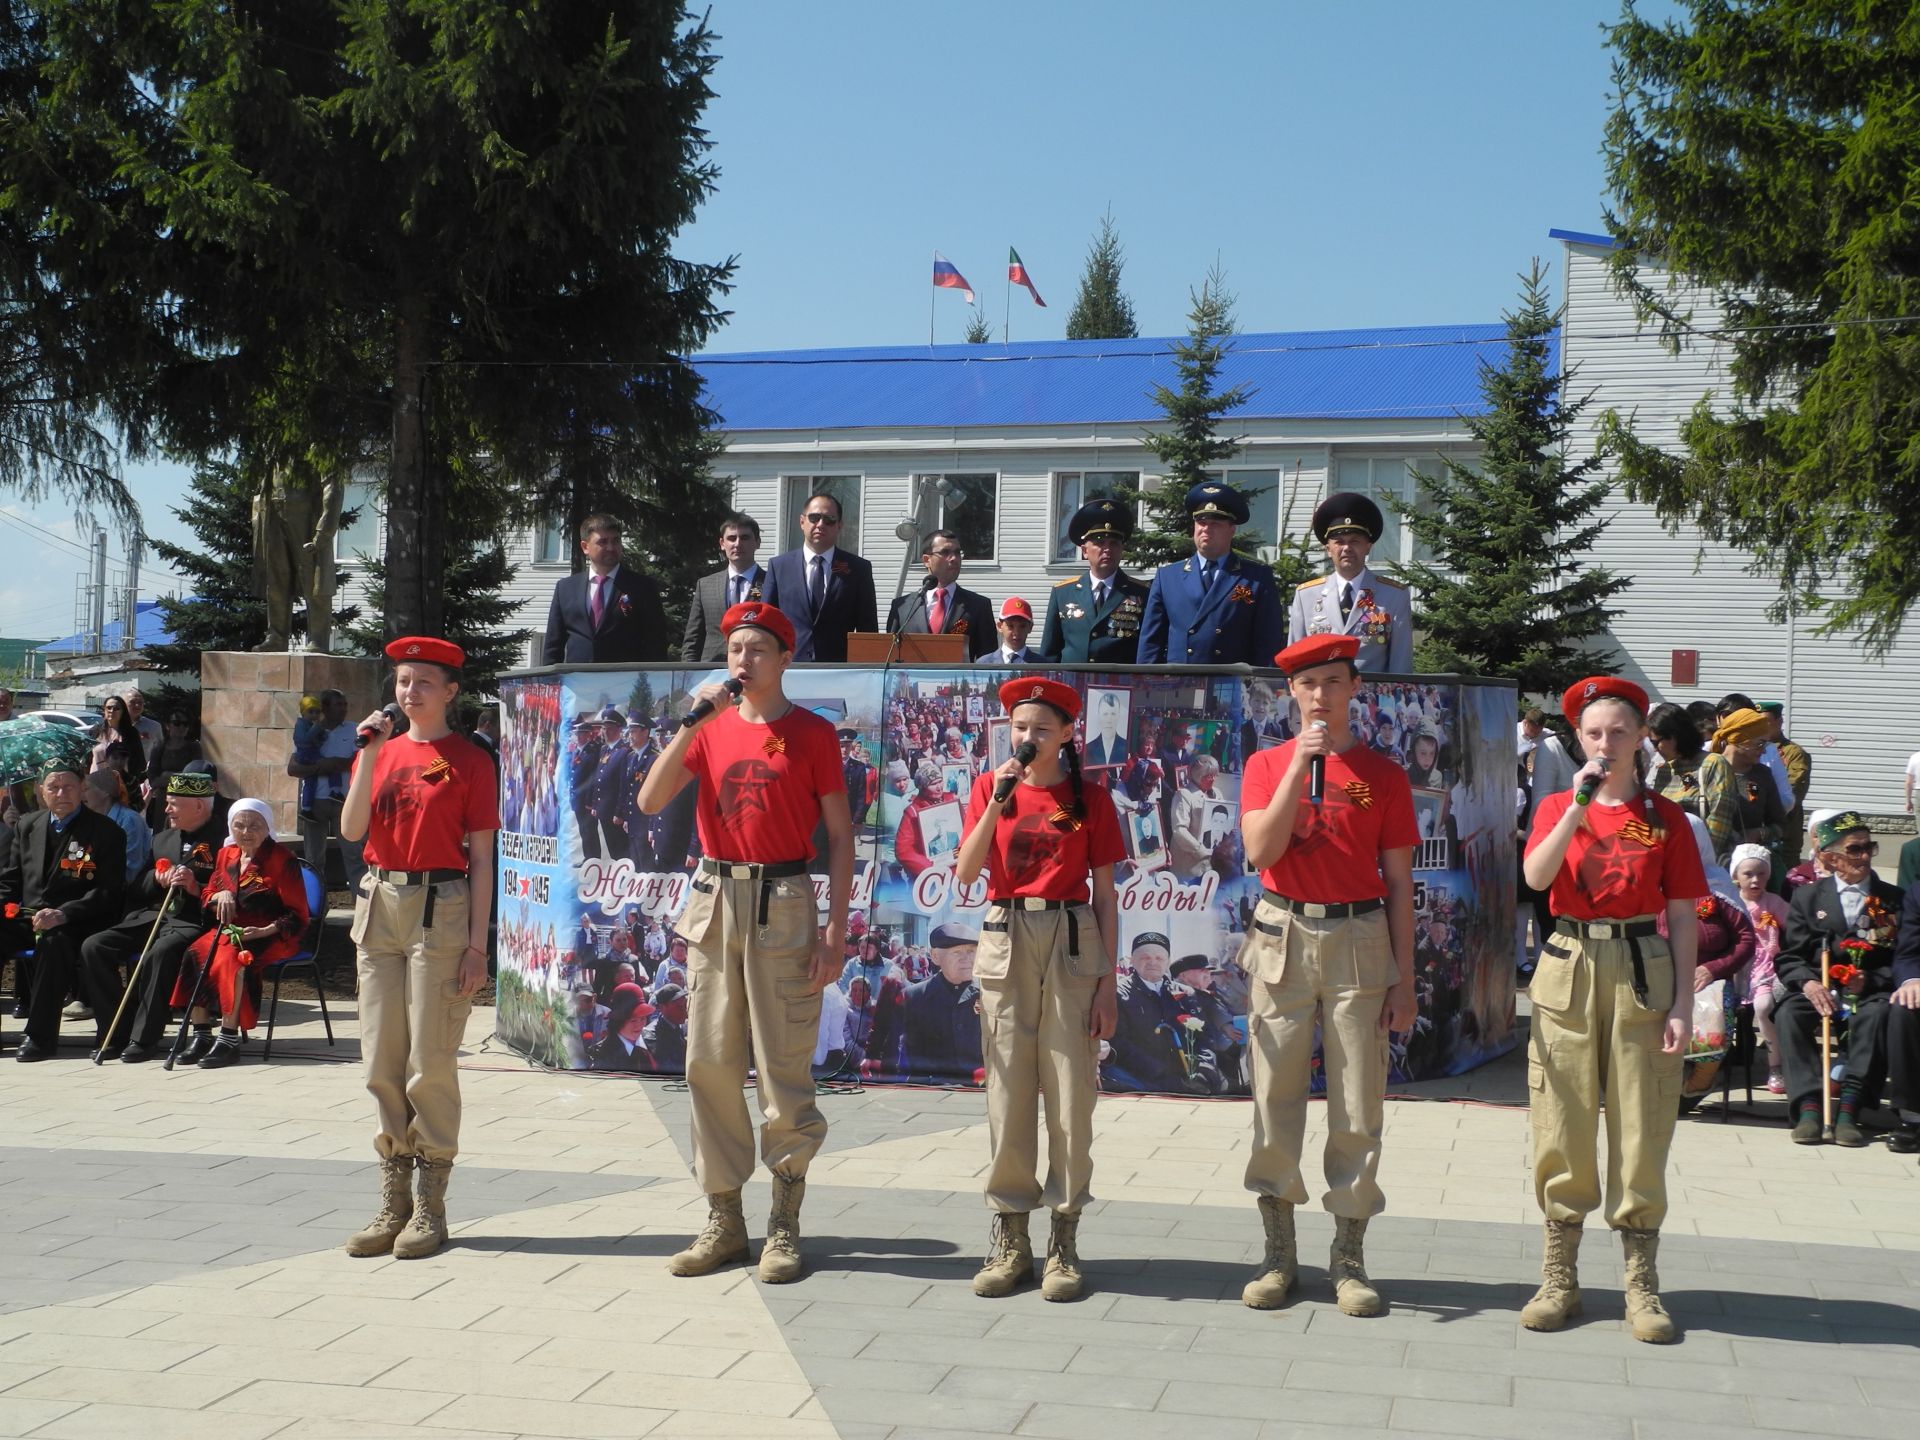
[
  {"left": 1124, "top": 266, "right": 1267, "bottom": 569},
  {"left": 1065, "top": 210, "right": 1138, "bottom": 341},
  {"left": 962, "top": 305, "right": 994, "bottom": 344},
  {"left": 1395, "top": 261, "right": 1628, "bottom": 696}
]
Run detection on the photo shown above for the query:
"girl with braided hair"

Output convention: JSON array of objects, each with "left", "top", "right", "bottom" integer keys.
[{"left": 955, "top": 677, "right": 1122, "bottom": 1303}]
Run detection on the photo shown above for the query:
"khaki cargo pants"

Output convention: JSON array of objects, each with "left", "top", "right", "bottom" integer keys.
[
  {"left": 1240, "top": 898, "right": 1394, "bottom": 1219},
  {"left": 353, "top": 876, "right": 472, "bottom": 1164},
  {"left": 1529, "top": 921, "right": 1683, "bottom": 1231},
  {"left": 976, "top": 901, "right": 1108, "bottom": 1215},
  {"left": 679, "top": 867, "right": 827, "bottom": 1193}
]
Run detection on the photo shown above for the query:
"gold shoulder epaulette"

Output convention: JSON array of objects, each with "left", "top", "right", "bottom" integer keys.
[
  {"left": 1296, "top": 576, "right": 1324, "bottom": 590},
  {"left": 1373, "top": 575, "right": 1407, "bottom": 589},
  {"left": 1053, "top": 576, "right": 1079, "bottom": 589}
]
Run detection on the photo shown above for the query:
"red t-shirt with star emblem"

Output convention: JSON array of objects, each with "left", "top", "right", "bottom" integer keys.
[
  {"left": 1243, "top": 741, "right": 1419, "bottom": 902},
  {"left": 683, "top": 705, "right": 844, "bottom": 863},
  {"left": 964, "top": 773, "right": 1126, "bottom": 902},
  {"left": 356, "top": 732, "right": 500, "bottom": 872},
  {"left": 1526, "top": 790, "right": 1705, "bottom": 919}
]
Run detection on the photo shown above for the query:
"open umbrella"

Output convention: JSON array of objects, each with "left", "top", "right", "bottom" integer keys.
[{"left": 0, "top": 717, "right": 94, "bottom": 788}]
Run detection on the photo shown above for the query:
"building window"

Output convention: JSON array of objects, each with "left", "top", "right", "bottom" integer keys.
[
  {"left": 1331, "top": 455, "right": 1440, "bottom": 565},
  {"left": 915, "top": 472, "right": 998, "bottom": 562},
  {"left": 781, "top": 475, "right": 862, "bottom": 553},
  {"left": 335, "top": 478, "right": 380, "bottom": 562},
  {"left": 1200, "top": 468, "right": 1292, "bottom": 559},
  {"left": 1050, "top": 471, "right": 1138, "bottom": 562},
  {"left": 532, "top": 517, "right": 570, "bottom": 564}
]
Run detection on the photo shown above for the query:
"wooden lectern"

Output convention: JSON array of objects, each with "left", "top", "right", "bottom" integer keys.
[{"left": 846, "top": 631, "right": 969, "bottom": 664}]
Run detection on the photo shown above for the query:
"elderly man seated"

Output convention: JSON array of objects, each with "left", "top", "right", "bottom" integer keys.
[
  {"left": 1774, "top": 810, "right": 1920, "bottom": 1147},
  {"left": 80, "top": 772, "right": 228, "bottom": 1062}
]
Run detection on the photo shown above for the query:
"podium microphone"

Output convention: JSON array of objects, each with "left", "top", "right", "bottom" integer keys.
[
  {"left": 355, "top": 703, "right": 404, "bottom": 750},
  {"left": 679, "top": 677, "right": 745, "bottom": 730},
  {"left": 1574, "top": 757, "right": 1610, "bottom": 807},
  {"left": 1308, "top": 720, "right": 1327, "bottom": 805},
  {"left": 994, "top": 742, "right": 1039, "bottom": 804}
]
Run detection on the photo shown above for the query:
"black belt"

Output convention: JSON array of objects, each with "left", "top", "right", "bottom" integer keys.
[
  {"left": 983, "top": 900, "right": 1081, "bottom": 957},
  {"left": 367, "top": 867, "right": 467, "bottom": 929},
  {"left": 696, "top": 857, "right": 810, "bottom": 926},
  {"left": 1553, "top": 917, "right": 1661, "bottom": 1005},
  {"left": 1262, "top": 891, "right": 1385, "bottom": 920}
]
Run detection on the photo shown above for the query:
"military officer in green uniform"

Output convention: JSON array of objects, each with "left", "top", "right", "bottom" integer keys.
[
  {"left": 1040, "top": 498, "right": 1151, "bottom": 664},
  {"left": 1288, "top": 492, "right": 1414, "bottom": 674}
]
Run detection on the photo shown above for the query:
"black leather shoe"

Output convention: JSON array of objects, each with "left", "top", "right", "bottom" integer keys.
[
  {"left": 120, "top": 1042, "right": 157, "bottom": 1064},
  {"left": 177, "top": 1031, "right": 216, "bottom": 1066},
  {"left": 1790, "top": 1111, "right": 1824, "bottom": 1144},
  {"left": 1834, "top": 1115, "right": 1868, "bottom": 1148},
  {"left": 8, "top": 1000, "right": 26, "bottom": 1021},
  {"left": 15, "top": 1039, "right": 52, "bottom": 1063},
  {"left": 1887, "top": 1126, "right": 1920, "bottom": 1155},
  {"left": 196, "top": 1039, "right": 241, "bottom": 1070}
]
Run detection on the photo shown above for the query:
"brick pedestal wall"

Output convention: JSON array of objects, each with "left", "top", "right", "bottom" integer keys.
[{"left": 199, "top": 652, "right": 384, "bottom": 838}]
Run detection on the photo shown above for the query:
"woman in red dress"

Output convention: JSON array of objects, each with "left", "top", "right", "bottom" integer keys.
[{"left": 170, "top": 798, "right": 310, "bottom": 1068}]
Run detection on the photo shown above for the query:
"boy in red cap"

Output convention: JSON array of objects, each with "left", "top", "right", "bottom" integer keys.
[
  {"left": 980, "top": 596, "right": 1042, "bottom": 666},
  {"left": 1521, "top": 675, "right": 1702, "bottom": 1343},
  {"left": 955, "top": 677, "right": 1123, "bottom": 1301},
  {"left": 340, "top": 636, "right": 499, "bottom": 1260},
  {"left": 638, "top": 601, "right": 853, "bottom": 1284},
  {"left": 1236, "top": 633, "right": 1418, "bottom": 1317}
]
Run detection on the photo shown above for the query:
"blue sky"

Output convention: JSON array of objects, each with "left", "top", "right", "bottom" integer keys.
[{"left": 2, "top": 0, "right": 1672, "bottom": 647}]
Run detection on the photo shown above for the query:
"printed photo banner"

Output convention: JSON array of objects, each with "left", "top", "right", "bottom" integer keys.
[{"left": 494, "top": 664, "right": 1518, "bottom": 1093}]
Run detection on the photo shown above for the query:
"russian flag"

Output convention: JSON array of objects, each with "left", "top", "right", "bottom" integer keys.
[
  {"left": 932, "top": 252, "right": 974, "bottom": 304},
  {"left": 1009, "top": 248, "right": 1046, "bottom": 307}
]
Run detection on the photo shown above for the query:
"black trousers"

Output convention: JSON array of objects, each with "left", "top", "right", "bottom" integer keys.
[
  {"left": 80, "top": 915, "right": 206, "bottom": 1048},
  {"left": 1775, "top": 991, "right": 1920, "bottom": 1116},
  {"left": 2, "top": 917, "right": 89, "bottom": 1050}
]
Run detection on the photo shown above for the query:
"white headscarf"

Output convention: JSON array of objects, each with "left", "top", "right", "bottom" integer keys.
[{"left": 227, "top": 797, "right": 273, "bottom": 848}]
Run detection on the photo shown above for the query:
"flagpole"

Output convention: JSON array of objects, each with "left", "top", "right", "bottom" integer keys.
[
  {"left": 929, "top": 251, "right": 936, "bottom": 347},
  {"left": 1004, "top": 252, "right": 1012, "bottom": 345}
]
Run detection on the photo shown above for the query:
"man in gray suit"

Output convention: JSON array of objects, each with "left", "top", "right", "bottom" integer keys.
[
  {"left": 1288, "top": 492, "right": 1415, "bottom": 674},
  {"left": 681, "top": 512, "right": 765, "bottom": 662}
]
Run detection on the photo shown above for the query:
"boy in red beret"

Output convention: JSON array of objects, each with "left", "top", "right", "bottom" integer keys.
[
  {"left": 639, "top": 602, "right": 853, "bottom": 1284},
  {"left": 340, "top": 637, "right": 498, "bottom": 1260},
  {"left": 1236, "top": 634, "right": 1418, "bottom": 1317}
]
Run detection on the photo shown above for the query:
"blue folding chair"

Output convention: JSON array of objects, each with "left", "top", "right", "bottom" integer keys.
[{"left": 259, "top": 861, "right": 335, "bottom": 1062}]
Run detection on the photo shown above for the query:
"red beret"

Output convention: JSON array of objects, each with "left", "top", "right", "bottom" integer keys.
[
  {"left": 999, "top": 676, "right": 1081, "bottom": 722},
  {"left": 1273, "top": 633, "right": 1360, "bottom": 676},
  {"left": 385, "top": 636, "right": 465, "bottom": 668},
  {"left": 721, "top": 601, "right": 796, "bottom": 653},
  {"left": 1560, "top": 675, "right": 1648, "bottom": 722}
]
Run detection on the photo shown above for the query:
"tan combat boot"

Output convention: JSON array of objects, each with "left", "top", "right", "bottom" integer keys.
[
  {"left": 1040, "top": 1212, "right": 1083, "bottom": 1302},
  {"left": 392, "top": 1158, "right": 451, "bottom": 1260},
  {"left": 1620, "top": 1228, "right": 1677, "bottom": 1343},
  {"left": 758, "top": 1173, "right": 806, "bottom": 1284},
  {"left": 344, "top": 1155, "right": 415, "bottom": 1257},
  {"left": 668, "top": 1190, "right": 749, "bottom": 1276},
  {"left": 1520, "top": 1219, "right": 1584, "bottom": 1331},
  {"left": 1241, "top": 1195, "right": 1297, "bottom": 1309},
  {"left": 971, "top": 1211, "right": 1033, "bottom": 1297},
  {"left": 1330, "top": 1215, "right": 1384, "bottom": 1316}
]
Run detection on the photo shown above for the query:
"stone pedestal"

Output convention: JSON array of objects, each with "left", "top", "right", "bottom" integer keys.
[{"left": 200, "top": 652, "right": 384, "bottom": 838}]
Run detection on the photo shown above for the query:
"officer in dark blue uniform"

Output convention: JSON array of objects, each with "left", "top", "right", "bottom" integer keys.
[
  {"left": 1040, "top": 498, "right": 1153, "bottom": 664},
  {"left": 570, "top": 713, "right": 606, "bottom": 860},
  {"left": 1138, "top": 482, "right": 1287, "bottom": 666}
]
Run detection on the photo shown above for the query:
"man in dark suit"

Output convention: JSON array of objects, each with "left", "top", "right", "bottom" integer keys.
[
  {"left": 903, "top": 924, "right": 982, "bottom": 1081},
  {"left": 1104, "top": 932, "right": 1221, "bottom": 1094},
  {"left": 1138, "top": 481, "right": 1288, "bottom": 666},
  {"left": 1774, "top": 810, "right": 1919, "bottom": 1146},
  {"left": 539, "top": 512, "right": 670, "bottom": 665},
  {"left": 1, "top": 762, "right": 127, "bottom": 1061},
  {"left": 642, "top": 983, "right": 689, "bottom": 1074},
  {"left": 1084, "top": 690, "right": 1129, "bottom": 768},
  {"left": 1041, "top": 498, "right": 1152, "bottom": 664},
  {"left": 80, "top": 771, "right": 226, "bottom": 1061},
  {"left": 681, "top": 512, "right": 765, "bottom": 663},
  {"left": 761, "top": 491, "right": 878, "bottom": 662},
  {"left": 886, "top": 528, "right": 995, "bottom": 660}
]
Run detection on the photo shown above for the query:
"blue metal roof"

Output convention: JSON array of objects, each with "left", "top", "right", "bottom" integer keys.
[
  {"left": 694, "top": 322, "right": 1534, "bottom": 434},
  {"left": 38, "top": 600, "right": 175, "bottom": 656},
  {"left": 1549, "top": 228, "right": 1619, "bottom": 250}
]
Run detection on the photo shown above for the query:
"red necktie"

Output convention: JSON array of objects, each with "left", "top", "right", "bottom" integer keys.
[
  {"left": 929, "top": 586, "right": 946, "bottom": 633},
  {"left": 589, "top": 575, "right": 606, "bottom": 628}
]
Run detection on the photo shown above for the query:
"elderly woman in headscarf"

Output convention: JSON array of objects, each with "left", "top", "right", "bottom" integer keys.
[
  {"left": 1727, "top": 842, "right": 1791, "bottom": 1094},
  {"left": 168, "top": 797, "right": 311, "bottom": 1068},
  {"left": 1714, "top": 707, "right": 1786, "bottom": 878},
  {"left": 1647, "top": 703, "right": 1741, "bottom": 866},
  {"left": 1660, "top": 814, "right": 1755, "bottom": 1110}
]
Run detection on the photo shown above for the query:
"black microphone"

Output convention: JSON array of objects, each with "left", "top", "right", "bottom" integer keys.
[
  {"left": 1308, "top": 720, "right": 1327, "bottom": 806},
  {"left": 355, "top": 703, "right": 404, "bottom": 750},
  {"left": 679, "top": 677, "right": 745, "bottom": 730},
  {"left": 994, "top": 741, "right": 1039, "bottom": 803},
  {"left": 1574, "top": 757, "right": 1610, "bottom": 807}
]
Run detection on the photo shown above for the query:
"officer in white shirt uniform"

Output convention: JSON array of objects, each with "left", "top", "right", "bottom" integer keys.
[{"left": 1288, "top": 493, "right": 1414, "bottom": 674}]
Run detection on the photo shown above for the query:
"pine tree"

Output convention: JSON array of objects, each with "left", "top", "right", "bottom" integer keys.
[
  {"left": 1123, "top": 266, "right": 1266, "bottom": 569},
  {"left": 1395, "top": 261, "right": 1628, "bottom": 697},
  {"left": 1065, "top": 210, "right": 1138, "bottom": 341}
]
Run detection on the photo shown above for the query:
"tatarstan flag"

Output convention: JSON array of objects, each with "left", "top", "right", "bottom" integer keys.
[
  {"left": 932, "top": 252, "right": 974, "bottom": 304},
  {"left": 1009, "top": 248, "right": 1046, "bottom": 307}
]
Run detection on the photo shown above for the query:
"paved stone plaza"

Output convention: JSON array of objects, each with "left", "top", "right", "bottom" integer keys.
[{"left": 2, "top": 992, "right": 1917, "bottom": 1440}]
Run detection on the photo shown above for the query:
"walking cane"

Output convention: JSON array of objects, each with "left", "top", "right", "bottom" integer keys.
[
  {"left": 1819, "top": 938, "right": 1833, "bottom": 1139},
  {"left": 164, "top": 923, "right": 220, "bottom": 1072},
  {"left": 91, "top": 862, "right": 175, "bottom": 1064}
]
